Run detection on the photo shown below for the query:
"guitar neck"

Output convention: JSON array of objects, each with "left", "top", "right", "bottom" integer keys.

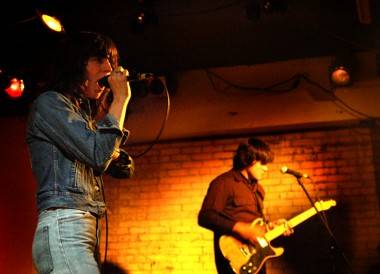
[{"left": 265, "top": 206, "right": 321, "bottom": 241}]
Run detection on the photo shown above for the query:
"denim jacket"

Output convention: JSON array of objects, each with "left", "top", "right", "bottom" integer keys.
[{"left": 26, "top": 91, "right": 126, "bottom": 216}]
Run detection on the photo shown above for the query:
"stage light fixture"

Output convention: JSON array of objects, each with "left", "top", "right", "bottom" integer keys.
[
  {"left": 13, "top": 9, "right": 65, "bottom": 32},
  {"left": 137, "top": 12, "right": 145, "bottom": 25},
  {"left": 330, "top": 67, "right": 351, "bottom": 86},
  {"left": 14, "top": 9, "right": 64, "bottom": 32},
  {"left": 329, "top": 53, "right": 355, "bottom": 87},
  {"left": 131, "top": 0, "right": 158, "bottom": 34},
  {"left": 4, "top": 77, "right": 25, "bottom": 99},
  {"left": 36, "top": 10, "right": 64, "bottom": 32},
  {"left": 0, "top": 68, "right": 35, "bottom": 116}
]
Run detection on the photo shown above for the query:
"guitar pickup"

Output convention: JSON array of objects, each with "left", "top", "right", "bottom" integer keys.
[
  {"left": 256, "top": 237, "right": 268, "bottom": 248},
  {"left": 239, "top": 246, "right": 251, "bottom": 257}
]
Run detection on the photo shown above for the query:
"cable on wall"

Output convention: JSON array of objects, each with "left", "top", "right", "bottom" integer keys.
[{"left": 205, "top": 70, "right": 380, "bottom": 129}]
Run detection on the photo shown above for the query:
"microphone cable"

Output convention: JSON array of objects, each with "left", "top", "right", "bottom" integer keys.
[
  {"left": 100, "top": 177, "right": 108, "bottom": 274},
  {"left": 100, "top": 81, "right": 171, "bottom": 273},
  {"left": 130, "top": 83, "right": 171, "bottom": 158}
]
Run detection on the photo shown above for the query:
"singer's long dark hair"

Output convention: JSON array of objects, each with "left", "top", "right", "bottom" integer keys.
[
  {"left": 233, "top": 137, "right": 274, "bottom": 170},
  {"left": 45, "top": 31, "right": 119, "bottom": 118}
]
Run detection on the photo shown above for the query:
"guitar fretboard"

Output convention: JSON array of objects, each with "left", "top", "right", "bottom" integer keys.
[{"left": 265, "top": 201, "right": 335, "bottom": 241}]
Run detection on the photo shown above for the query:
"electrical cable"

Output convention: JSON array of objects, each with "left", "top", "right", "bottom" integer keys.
[
  {"left": 130, "top": 85, "right": 171, "bottom": 158},
  {"left": 207, "top": 69, "right": 379, "bottom": 125},
  {"left": 100, "top": 177, "right": 108, "bottom": 274},
  {"left": 206, "top": 69, "right": 300, "bottom": 94},
  {"left": 299, "top": 74, "right": 380, "bottom": 123},
  {"left": 99, "top": 80, "right": 171, "bottom": 272}
]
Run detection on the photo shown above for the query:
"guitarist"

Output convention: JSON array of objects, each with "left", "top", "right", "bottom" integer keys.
[{"left": 198, "top": 137, "right": 293, "bottom": 274}]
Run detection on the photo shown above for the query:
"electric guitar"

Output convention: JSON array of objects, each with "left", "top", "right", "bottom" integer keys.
[{"left": 219, "top": 199, "right": 337, "bottom": 274}]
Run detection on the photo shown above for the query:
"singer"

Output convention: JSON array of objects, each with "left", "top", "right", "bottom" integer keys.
[
  {"left": 198, "top": 137, "right": 293, "bottom": 274},
  {"left": 26, "top": 31, "right": 133, "bottom": 274}
]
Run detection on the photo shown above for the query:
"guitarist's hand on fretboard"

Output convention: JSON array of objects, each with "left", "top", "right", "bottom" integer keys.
[
  {"left": 268, "top": 219, "right": 294, "bottom": 237},
  {"left": 232, "top": 221, "right": 266, "bottom": 244}
]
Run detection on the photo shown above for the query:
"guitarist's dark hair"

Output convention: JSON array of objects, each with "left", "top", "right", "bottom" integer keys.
[{"left": 233, "top": 137, "right": 274, "bottom": 170}]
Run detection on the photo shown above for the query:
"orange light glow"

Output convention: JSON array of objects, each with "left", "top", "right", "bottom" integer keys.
[
  {"left": 330, "top": 66, "right": 351, "bottom": 86},
  {"left": 5, "top": 78, "right": 25, "bottom": 99}
]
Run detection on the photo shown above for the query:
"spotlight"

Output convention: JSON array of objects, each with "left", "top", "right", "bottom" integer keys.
[
  {"left": 5, "top": 78, "right": 25, "bottom": 99},
  {"left": 329, "top": 53, "right": 355, "bottom": 87},
  {"left": 130, "top": 0, "right": 158, "bottom": 34},
  {"left": 36, "top": 10, "right": 65, "bottom": 32},
  {"left": 1, "top": 69, "right": 25, "bottom": 99},
  {"left": 137, "top": 12, "right": 145, "bottom": 25},
  {"left": 330, "top": 67, "right": 351, "bottom": 86},
  {"left": 131, "top": 12, "right": 146, "bottom": 33},
  {"left": 0, "top": 68, "right": 34, "bottom": 116}
]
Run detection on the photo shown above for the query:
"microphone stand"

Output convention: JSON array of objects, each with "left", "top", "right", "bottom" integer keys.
[{"left": 296, "top": 176, "right": 354, "bottom": 274}]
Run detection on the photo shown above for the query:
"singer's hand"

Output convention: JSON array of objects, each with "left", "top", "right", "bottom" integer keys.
[
  {"left": 108, "top": 66, "right": 131, "bottom": 129},
  {"left": 108, "top": 66, "right": 131, "bottom": 101}
]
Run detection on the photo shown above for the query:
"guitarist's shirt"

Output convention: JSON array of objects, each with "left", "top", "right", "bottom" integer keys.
[
  {"left": 199, "top": 169, "right": 265, "bottom": 234},
  {"left": 198, "top": 169, "right": 266, "bottom": 273}
]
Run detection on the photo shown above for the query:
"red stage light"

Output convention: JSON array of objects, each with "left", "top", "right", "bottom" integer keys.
[{"left": 5, "top": 78, "right": 25, "bottom": 99}]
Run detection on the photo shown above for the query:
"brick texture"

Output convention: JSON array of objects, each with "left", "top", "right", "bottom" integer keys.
[{"left": 101, "top": 127, "right": 380, "bottom": 274}]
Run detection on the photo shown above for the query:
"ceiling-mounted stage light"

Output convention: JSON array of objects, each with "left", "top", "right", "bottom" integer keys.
[
  {"left": 1, "top": 69, "right": 25, "bottom": 99},
  {"left": 0, "top": 68, "right": 35, "bottom": 116},
  {"left": 37, "top": 10, "right": 64, "bottom": 33},
  {"left": 329, "top": 53, "right": 355, "bottom": 87},
  {"left": 13, "top": 9, "right": 65, "bottom": 33},
  {"left": 5, "top": 77, "right": 25, "bottom": 99},
  {"left": 330, "top": 67, "right": 351, "bottom": 86},
  {"left": 137, "top": 12, "right": 145, "bottom": 25},
  {"left": 131, "top": 0, "right": 158, "bottom": 34}
]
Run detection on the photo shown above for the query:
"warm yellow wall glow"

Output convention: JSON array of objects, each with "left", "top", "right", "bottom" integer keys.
[{"left": 101, "top": 127, "right": 380, "bottom": 274}]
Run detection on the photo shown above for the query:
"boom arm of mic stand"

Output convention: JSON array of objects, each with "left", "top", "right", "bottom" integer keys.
[{"left": 296, "top": 177, "right": 355, "bottom": 274}]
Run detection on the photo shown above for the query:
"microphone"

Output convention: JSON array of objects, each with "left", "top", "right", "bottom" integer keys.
[
  {"left": 280, "top": 166, "right": 308, "bottom": 178},
  {"left": 98, "top": 72, "right": 154, "bottom": 88}
]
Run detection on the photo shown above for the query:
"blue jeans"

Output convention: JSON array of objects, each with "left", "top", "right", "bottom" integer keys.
[{"left": 32, "top": 208, "right": 100, "bottom": 274}]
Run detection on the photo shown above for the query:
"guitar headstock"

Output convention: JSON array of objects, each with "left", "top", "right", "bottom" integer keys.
[{"left": 314, "top": 199, "right": 337, "bottom": 211}]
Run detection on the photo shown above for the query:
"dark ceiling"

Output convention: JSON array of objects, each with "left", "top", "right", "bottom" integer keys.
[{"left": 1, "top": 0, "right": 379, "bottom": 76}]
